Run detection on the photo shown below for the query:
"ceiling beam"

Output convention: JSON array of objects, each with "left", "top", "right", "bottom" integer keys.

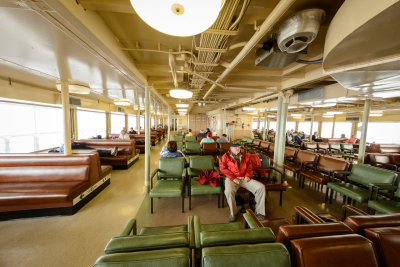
[{"left": 78, "top": 0, "right": 135, "bottom": 14}]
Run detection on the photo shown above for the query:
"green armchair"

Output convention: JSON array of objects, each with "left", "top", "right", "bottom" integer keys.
[
  {"left": 188, "top": 156, "right": 223, "bottom": 210},
  {"left": 329, "top": 143, "right": 341, "bottom": 154},
  {"left": 368, "top": 183, "right": 400, "bottom": 214},
  {"left": 173, "top": 135, "right": 184, "bottom": 142},
  {"left": 186, "top": 142, "right": 202, "bottom": 155},
  {"left": 150, "top": 157, "right": 187, "bottom": 213},
  {"left": 185, "top": 136, "right": 196, "bottom": 142}
]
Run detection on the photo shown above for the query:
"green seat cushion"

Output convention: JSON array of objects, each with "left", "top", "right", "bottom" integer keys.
[
  {"left": 105, "top": 233, "right": 189, "bottom": 254},
  {"left": 150, "top": 180, "right": 183, "bottom": 198},
  {"left": 157, "top": 157, "right": 185, "bottom": 178},
  {"left": 94, "top": 247, "right": 190, "bottom": 267},
  {"left": 202, "top": 243, "right": 290, "bottom": 267},
  {"left": 201, "top": 222, "right": 242, "bottom": 232},
  {"left": 327, "top": 182, "right": 370, "bottom": 203},
  {"left": 368, "top": 200, "right": 400, "bottom": 214},
  {"left": 191, "top": 179, "right": 221, "bottom": 195},
  {"left": 200, "top": 228, "right": 276, "bottom": 247},
  {"left": 349, "top": 164, "right": 396, "bottom": 187},
  {"left": 139, "top": 225, "right": 187, "bottom": 235},
  {"left": 243, "top": 213, "right": 259, "bottom": 229}
]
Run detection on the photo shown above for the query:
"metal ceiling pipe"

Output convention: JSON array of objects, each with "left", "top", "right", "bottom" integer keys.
[
  {"left": 203, "top": 0, "right": 296, "bottom": 99},
  {"left": 169, "top": 52, "right": 179, "bottom": 88}
]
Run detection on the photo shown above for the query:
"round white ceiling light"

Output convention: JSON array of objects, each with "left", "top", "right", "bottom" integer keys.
[
  {"left": 114, "top": 98, "right": 131, "bottom": 106},
  {"left": 130, "top": 0, "right": 224, "bottom": 36},
  {"left": 56, "top": 80, "right": 91, "bottom": 94},
  {"left": 176, "top": 103, "right": 189, "bottom": 108},
  {"left": 170, "top": 89, "right": 193, "bottom": 99}
]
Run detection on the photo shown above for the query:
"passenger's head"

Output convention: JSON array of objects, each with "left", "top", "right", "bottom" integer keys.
[
  {"left": 314, "top": 131, "right": 318, "bottom": 135},
  {"left": 130, "top": 127, "right": 133, "bottom": 131},
  {"left": 341, "top": 134, "right": 346, "bottom": 138},
  {"left": 207, "top": 132, "right": 212, "bottom": 138},
  {"left": 222, "top": 134, "right": 227, "bottom": 137},
  {"left": 351, "top": 135, "right": 356, "bottom": 139},
  {"left": 188, "top": 129, "right": 192, "bottom": 132},
  {"left": 166, "top": 141, "right": 178, "bottom": 152},
  {"left": 121, "top": 129, "right": 127, "bottom": 135},
  {"left": 230, "top": 142, "right": 241, "bottom": 155}
]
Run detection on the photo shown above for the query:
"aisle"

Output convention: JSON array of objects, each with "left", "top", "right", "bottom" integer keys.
[{"left": 0, "top": 141, "right": 164, "bottom": 267}]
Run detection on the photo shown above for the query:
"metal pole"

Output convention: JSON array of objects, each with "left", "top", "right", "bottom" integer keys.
[
  {"left": 60, "top": 81, "right": 71, "bottom": 155},
  {"left": 273, "top": 95, "right": 283, "bottom": 165},
  {"left": 187, "top": 114, "right": 190, "bottom": 131},
  {"left": 168, "top": 107, "right": 171, "bottom": 140},
  {"left": 358, "top": 99, "right": 371, "bottom": 163},
  {"left": 309, "top": 114, "right": 314, "bottom": 142},
  {"left": 223, "top": 108, "right": 227, "bottom": 135},
  {"left": 144, "top": 86, "right": 151, "bottom": 192},
  {"left": 137, "top": 108, "right": 141, "bottom": 134},
  {"left": 276, "top": 100, "right": 288, "bottom": 169},
  {"left": 331, "top": 115, "right": 336, "bottom": 138},
  {"left": 263, "top": 111, "right": 267, "bottom": 141}
]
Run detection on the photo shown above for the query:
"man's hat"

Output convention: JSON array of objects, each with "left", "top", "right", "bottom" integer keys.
[{"left": 230, "top": 142, "right": 240, "bottom": 147}]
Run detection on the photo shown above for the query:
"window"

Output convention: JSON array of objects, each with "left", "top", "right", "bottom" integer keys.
[
  {"left": 128, "top": 115, "right": 137, "bottom": 130},
  {"left": 298, "top": 122, "right": 318, "bottom": 134},
  {"left": 252, "top": 121, "right": 258, "bottom": 129},
  {"left": 151, "top": 117, "right": 155, "bottom": 127},
  {"left": 77, "top": 109, "right": 106, "bottom": 139},
  {"left": 358, "top": 122, "right": 400, "bottom": 144},
  {"left": 321, "top": 122, "right": 333, "bottom": 138},
  {"left": 333, "top": 122, "right": 352, "bottom": 138},
  {"left": 140, "top": 116, "right": 145, "bottom": 129},
  {"left": 286, "top": 121, "right": 296, "bottom": 132},
  {"left": 268, "top": 121, "right": 277, "bottom": 131},
  {"left": 111, "top": 113, "right": 125, "bottom": 134},
  {"left": 0, "top": 101, "right": 62, "bottom": 153}
]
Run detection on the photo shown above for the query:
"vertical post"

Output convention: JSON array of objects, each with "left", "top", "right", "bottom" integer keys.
[
  {"left": 137, "top": 108, "right": 141, "bottom": 134},
  {"left": 144, "top": 86, "right": 151, "bottom": 192},
  {"left": 187, "top": 114, "right": 190, "bottom": 131},
  {"left": 223, "top": 108, "right": 227, "bottom": 135},
  {"left": 124, "top": 114, "right": 128, "bottom": 130},
  {"left": 60, "top": 81, "right": 71, "bottom": 155},
  {"left": 105, "top": 112, "right": 111, "bottom": 139},
  {"left": 295, "top": 121, "right": 299, "bottom": 132},
  {"left": 257, "top": 114, "right": 260, "bottom": 132},
  {"left": 309, "top": 114, "right": 314, "bottom": 142},
  {"left": 263, "top": 111, "right": 267, "bottom": 141},
  {"left": 273, "top": 95, "right": 283, "bottom": 165},
  {"left": 276, "top": 99, "right": 288, "bottom": 169},
  {"left": 168, "top": 107, "right": 171, "bottom": 140},
  {"left": 358, "top": 99, "right": 371, "bottom": 163},
  {"left": 331, "top": 115, "right": 336, "bottom": 138}
]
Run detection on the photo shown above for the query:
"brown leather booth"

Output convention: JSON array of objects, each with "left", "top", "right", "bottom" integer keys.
[
  {"left": 364, "top": 227, "right": 400, "bottom": 267},
  {"left": 77, "top": 139, "right": 138, "bottom": 169},
  {"left": 202, "top": 143, "right": 218, "bottom": 155},
  {"left": 322, "top": 138, "right": 347, "bottom": 143},
  {"left": 284, "top": 150, "right": 318, "bottom": 180},
  {"left": 367, "top": 153, "right": 399, "bottom": 171},
  {"left": 0, "top": 153, "right": 111, "bottom": 220},
  {"left": 217, "top": 142, "right": 230, "bottom": 155},
  {"left": 259, "top": 141, "right": 270, "bottom": 153}
]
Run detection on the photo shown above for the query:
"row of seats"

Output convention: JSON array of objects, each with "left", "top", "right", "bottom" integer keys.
[
  {"left": 365, "top": 153, "right": 400, "bottom": 171},
  {"left": 173, "top": 135, "right": 230, "bottom": 156}
]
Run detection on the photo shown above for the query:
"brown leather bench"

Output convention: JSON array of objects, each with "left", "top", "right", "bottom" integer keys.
[
  {"left": 0, "top": 153, "right": 111, "bottom": 220},
  {"left": 77, "top": 139, "right": 139, "bottom": 169},
  {"left": 300, "top": 155, "right": 349, "bottom": 196},
  {"left": 303, "top": 142, "right": 318, "bottom": 152},
  {"left": 202, "top": 142, "right": 218, "bottom": 155},
  {"left": 217, "top": 142, "right": 230, "bottom": 155},
  {"left": 284, "top": 150, "right": 318, "bottom": 181},
  {"left": 259, "top": 141, "right": 270, "bottom": 154},
  {"left": 368, "top": 153, "right": 399, "bottom": 171},
  {"left": 316, "top": 142, "right": 329, "bottom": 153},
  {"left": 322, "top": 138, "right": 347, "bottom": 143}
]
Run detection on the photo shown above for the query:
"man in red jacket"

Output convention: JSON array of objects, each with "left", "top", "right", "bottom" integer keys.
[{"left": 220, "top": 142, "right": 266, "bottom": 222}]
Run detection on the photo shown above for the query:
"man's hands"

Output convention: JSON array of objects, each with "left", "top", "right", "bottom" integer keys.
[
  {"left": 233, "top": 178, "right": 240, "bottom": 185},
  {"left": 244, "top": 177, "right": 251, "bottom": 183}
]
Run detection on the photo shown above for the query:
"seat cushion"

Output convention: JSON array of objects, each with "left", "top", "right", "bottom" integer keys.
[
  {"left": 93, "top": 247, "right": 190, "bottom": 267},
  {"left": 284, "top": 162, "right": 301, "bottom": 172},
  {"left": 139, "top": 225, "right": 187, "bottom": 235},
  {"left": 191, "top": 179, "right": 221, "bottom": 195},
  {"left": 202, "top": 243, "right": 290, "bottom": 267},
  {"left": 368, "top": 200, "right": 400, "bottom": 214},
  {"left": 327, "top": 182, "right": 370, "bottom": 203},
  {"left": 150, "top": 180, "right": 183, "bottom": 198},
  {"left": 301, "top": 170, "right": 329, "bottom": 185},
  {"left": 101, "top": 165, "right": 112, "bottom": 178},
  {"left": 201, "top": 222, "right": 242, "bottom": 232}
]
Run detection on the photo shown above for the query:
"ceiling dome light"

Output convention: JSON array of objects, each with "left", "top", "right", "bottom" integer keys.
[
  {"left": 130, "top": 0, "right": 224, "bottom": 37},
  {"left": 114, "top": 98, "right": 131, "bottom": 106},
  {"left": 242, "top": 107, "right": 256, "bottom": 111},
  {"left": 56, "top": 80, "right": 91, "bottom": 94},
  {"left": 176, "top": 103, "right": 189, "bottom": 108},
  {"left": 177, "top": 109, "right": 187, "bottom": 112},
  {"left": 170, "top": 89, "right": 193, "bottom": 99}
]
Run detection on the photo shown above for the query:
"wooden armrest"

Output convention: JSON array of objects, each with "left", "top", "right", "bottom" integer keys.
[
  {"left": 294, "top": 206, "right": 325, "bottom": 224},
  {"left": 342, "top": 204, "right": 368, "bottom": 216}
]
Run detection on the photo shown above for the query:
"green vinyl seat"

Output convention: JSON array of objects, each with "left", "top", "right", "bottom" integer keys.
[
  {"left": 173, "top": 135, "right": 184, "bottom": 142},
  {"left": 186, "top": 142, "right": 201, "bottom": 155},
  {"left": 327, "top": 164, "right": 397, "bottom": 206},
  {"left": 93, "top": 247, "right": 191, "bottom": 267},
  {"left": 368, "top": 183, "right": 400, "bottom": 214},
  {"left": 176, "top": 141, "right": 184, "bottom": 153},
  {"left": 188, "top": 156, "right": 222, "bottom": 210},
  {"left": 185, "top": 136, "right": 196, "bottom": 142},
  {"left": 341, "top": 143, "right": 354, "bottom": 154},
  {"left": 150, "top": 157, "right": 186, "bottom": 213},
  {"left": 329, "top": 143, "right": 341, "bottom": 153}
]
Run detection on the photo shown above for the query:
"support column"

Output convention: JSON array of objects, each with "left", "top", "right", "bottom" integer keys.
[
  {"left": 124, "top": 114, "right": 128, "bottom": 130},
  {"left": 168, "top": 107, "right": 171, "bottom": 140},
  {"left": 263, "top": 111, "right": 267, "bottom": 141},
  {"left": 331, "top": 115, "right": 336, "bottom": 138},
  {"left": 105, "top": 112, "right": 111, "bottom": 139},
  {"left": 223, "top": 108, "right": 227, "bottom": 135},
  {"left": 187, "top": 114, "right": 190, "bottom": 131},
  {"left": 318, "top": 121, "right": 322, "bottom": 137},
  {"left": 136, "top": 109, "right": 141, "bottom": 134},
  {"left": 60, "top": 82, "right": 71, "bottom": 155},
  {"left": 309, "top": 114, "right": 314, "bottom": 142},
  {"left": 144, "top": 86, "right": 151, "bottom": 192},
  {"left": 295, "top": 121, "right": 299, "bottom": 132},
  {"left": 273, "top": 95, "right": 283, "bottom": 165},
  {"left": 274, "top": 91, "right": 291, "bottom": 169},
  {"left": 358, "top": 99, "right": 371, "bottom": 163}
]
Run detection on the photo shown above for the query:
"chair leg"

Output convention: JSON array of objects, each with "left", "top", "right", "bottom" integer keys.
[
  {"left": 342, "top": 195, "right": 347, "bottom": 205},
  {"left": 189, "top": 193, "right": 191, "bottom": 210},
  {"left": 182, "top": 196, "right": 184, "bottom": 213},
  {"left": 279, "top": 192, "right": 283, "bottom": 206},
  {"left": 329, "top": 188, "right": 334, "bottom": 204},
  {"left": 325, "top": 187, "right": 329, "bottom": 203},
  {"left": 218, "top": 194, "right": 220, "bottom": 208},
  {"left": 151, "top": 198, "right": 153, "bottom": 214}
]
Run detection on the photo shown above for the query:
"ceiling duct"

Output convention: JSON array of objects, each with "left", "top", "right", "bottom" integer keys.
[
  {"left": 255, "top": 39, "right": 307, "bottom": 68},
  {"left": 277, "top": 8, "right": 325, "bottom": 53}
]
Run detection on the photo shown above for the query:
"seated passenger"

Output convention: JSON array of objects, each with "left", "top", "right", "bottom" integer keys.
[
  {"left": 119, "top": 129, "right": 130, "bottom": 140},
  {"left": 186, "top": 129, "right": 195, "bottom": 137},
  {"left": 286, "top": 130, "right": 294, "bottom": 147},
  {"left": 69, "top": 141, "right": 118, "bottom": 157},
  {"left": 312, "top": 131, "right": 322, "bottom": 142},
  {"left": 128, "top": 127, "right": 137, "bottom": 134},
  {"left": 220, "top": 142, "right": 266, "bottom": 222},
  {"left": 293, "top": 132, "right": 302, "bottom": 145},
  {"left": 346, "top": 135, "right": 357, "bottom": 144},
  {"left": 197, "top": 130, "right": 206, "bottom": 137},
  {"left": 200, "top": 132, "right": 215, "bottom": 146},
  {"left": 216, "top": 134, "right": 229, "bottom": 143},
  {"left": 340, "top": 133, "right": 347, "bottom": 139},
  {"left": 160, "top": 141, "right": 184, "bottom": 158}
]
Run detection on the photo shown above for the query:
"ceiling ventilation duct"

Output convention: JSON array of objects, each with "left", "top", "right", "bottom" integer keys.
[{"left": 277, "top": 9, "right": 325, "bottom": 53}]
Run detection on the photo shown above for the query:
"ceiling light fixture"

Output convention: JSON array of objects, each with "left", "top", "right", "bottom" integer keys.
[
  {"left": 130, "top": 0, "right": 224, "bottom": 37},
  {"left": 170, "top": 89, "right": 193, "bottom": 99},
  {"left": 326, "top": 111, "right": 343, "bottom": 115},
  {"left": 323, "top": 115, "right": 334, "bottom": 118},
  {"left": 134, "top": 106, "right": 145, "bottom": 110},
  {"left": 291, "top": 114, "right": 302, "bottom": 117},
  {"left": 242, "top": 107, "right": 256, "bottom": 111},
  {"left": 114, "top": 98, "right": 131, "bottom": 106},
  {"left": 56, "top": 80, "right": 91, "bottom": 94},
  {"left": 369, "top": 113, "right": 383, "bottom": 117},
  {"left": 176, "top": 103, "right": 189, "bottom": 108},
  {"left": 177, "top": 109, "right": 187, "bottom": 112}
]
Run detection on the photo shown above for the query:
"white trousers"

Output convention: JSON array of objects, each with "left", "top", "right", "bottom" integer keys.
[{"left": 224, "top": 178, "right": 266, "bottom": 216}]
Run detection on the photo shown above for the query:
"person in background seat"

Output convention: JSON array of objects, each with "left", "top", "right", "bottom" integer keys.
[
  {"left": 200, "top": 132, "right": 215, "bottom": 146},
  {"left": 119, "top": 129, "right": 130, "bottom": 140},
  {"left": 160, "top": 141, "right": 184, "bottom": 158},
  {"left": 67, "top": 140, "right": 118, "bottom": 157},
  {"left": 128, "top": 127, "right": 137, "bottom": 134},
  {"left": 220, "top": 142, "right": 266, "bottom": 222},
  {"left": 197, "top": 130, "right": 206, "bottom": 138},
  {"left": 186, "top": 129, "right": 195, "bottom": 137},
  {"left": 346, "top": 135, "right": 357, "bottom": 144},
  {"left": 312, "top": 131, "right": 322, "bottom": 142},
  {"left": 216, "top": 134, "right": 229, "bottom": 143}
]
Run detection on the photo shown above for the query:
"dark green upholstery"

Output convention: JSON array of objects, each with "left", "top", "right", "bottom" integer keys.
[
  {"left": 188, "top": 156, "right": 222, "bottom": 209},
  {"left": 150, "top": 157, "right": 186, "bottom": 213},
  {"left": 202, "top": 243, "right": 290, "bottom": 267},
  {"left": 340, "top": 143, "right": 354, "bottom": 153},
  {"left": 94, "top": 247, "right": 190, "bottom": 267},
  {"left": 177, "top": 141, "right": 184, "bottom": 152},
  {"left": 139, "top": 225, "right": 187, "bottom": 235},
  {"left": 368, "top": 199, "right": 400, "bottom": 214},
  {"left": 327, "top": 164, "right": 397, "bottom": 204},
  {"left": 104, "top": 233, "right": 189, "bottom": 254},
  {"left": 185, "top": 136, "right": 196, "bottom": 142},
  {"left": 243, "top": 213, "right": 259, "bottom": 229},
  {"left": 173, "top": 135, "right": 184, "bottom": 142},
  {"left": 200, "top": 228, "right": 276, "bottom": 247},
  {"left": 329, "top": 143, "right": 341, "bottom": 152},
  {"left": 186, "top": 142, "right": 201, "bottom": 154},
  {"left": 200, "top": 222, "right": 242, "bottom": 232}
]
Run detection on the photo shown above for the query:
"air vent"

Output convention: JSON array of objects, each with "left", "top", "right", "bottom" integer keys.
[
  {"left": 298, "top": 87, "right": 324, "bottom": 102},
  {"left": 117, "top": 107, "right": 124, "bottom": 113},
  {"left": 255, "top": 40, "right": 307, "bottom": 68},
  {"left": 346, "top": 116, "right": 359, "bottom": 121},
  {"left": 69, "top": 97, "right": 81, "bottom": 107}
]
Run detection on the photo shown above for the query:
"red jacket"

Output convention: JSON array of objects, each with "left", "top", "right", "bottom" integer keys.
[{"left": 219, "top": 151, "right": 253, "bottom": 181}]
